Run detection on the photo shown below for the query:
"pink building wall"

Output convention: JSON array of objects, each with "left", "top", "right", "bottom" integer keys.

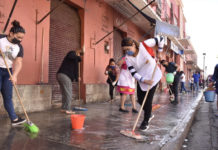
[
  {"left": 0, "top": 0, "right": 145, "bottom": 85},
  {"left": 80, "top": 0, "right": 145, "bottom": 84},
  {"left": 0, "top": 0, "right": 50, "bottom": 84}
]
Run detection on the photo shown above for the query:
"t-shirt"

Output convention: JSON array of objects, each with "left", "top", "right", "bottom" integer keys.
[
  {"left": 126, "top": 41, "right": 162, "bottom": 91},
  {"left": 192, "top": 73, "right": 200, "bottom": 83},
  {"left": 105, "top": 65, "right": 119, "bottom": 82},
  {"left": 0, "top": 34, "right": 24, "bottom": 68},
  {"left": 57, "top": 51, "right": 81, "bottom": 82},
  {"left": 180, "top": 73, "right": 186, "bottom": 82},
  {"left": 163, "top": 62, "right": 177, "bottom": 73}
]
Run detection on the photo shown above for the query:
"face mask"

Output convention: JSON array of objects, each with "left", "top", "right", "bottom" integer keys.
[
  {"left": 11, "top": 37, "right": 21, "bottom": 44},
  {"left": 126, "top": 50, "right": 134, "bottom": 56},
  {"left": 110, "top": 66, "right": 115, "bottom": 69}
]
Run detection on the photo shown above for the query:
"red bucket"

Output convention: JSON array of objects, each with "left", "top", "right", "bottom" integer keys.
[{"left": 71, "top": 114, "right": 85, "bottom": 130}]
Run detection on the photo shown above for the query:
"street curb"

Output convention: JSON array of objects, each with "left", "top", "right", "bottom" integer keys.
[{"left": 160, "top": 92, "right": 203, "bottom": 150}]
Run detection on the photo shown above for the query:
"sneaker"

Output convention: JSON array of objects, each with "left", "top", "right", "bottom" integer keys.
[
  {"left": 119, "top": 108, "right": 129, "bottom": 113},
  {"left": 132, "top": 108, "right": 138, "bottom": 113},
  {"left": 65, "top": 110, "right": 75, "bottom": 114},
  {"left": 139, "top": 121, "right": 149, "bottom": 131},
  {"left": 11, "top": 117, "right": 26, "bottom": 126},
  {"left": 148, "top": 114, "right": 154, "bottom": 123}
]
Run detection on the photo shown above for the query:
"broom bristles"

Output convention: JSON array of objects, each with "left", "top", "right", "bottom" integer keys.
[
  {"left": 24, "top": 122, "right": 39, "bottom": 133},
  {"left": 120, "top": 130, "right": 145, "bottom": 140}
]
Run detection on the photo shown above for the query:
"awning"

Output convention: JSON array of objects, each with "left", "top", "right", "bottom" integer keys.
[
  {"left": 104, "top": 0, "right": 183, "bottom": 50},
  {"left": 127, "top": 0, "right": 180, "bottom": 38},
  {"left": 104, "top": 0, "right": 155, "bottom": 32},
  {"left": 155, "top": 20, "right": 180, "bottom": 38},
  {"left": 178, "top": 38, "right": 196, "bottom": 54},
  {"left": 168, "top": 35, "right": 184, "bottom": 50}
]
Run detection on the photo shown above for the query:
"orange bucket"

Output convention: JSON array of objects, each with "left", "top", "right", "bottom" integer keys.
[{"left": 71, "top": 114, "right": 85, "bottom": 130}]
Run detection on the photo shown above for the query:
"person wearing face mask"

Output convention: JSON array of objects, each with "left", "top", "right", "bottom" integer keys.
[
  {"left": 117, "top": 53, "right": 138, "bottom": 113},
  {"left": 104, "top": 58, "right": 120, "bottom": 101},
  {"left": 121, "top": 36, "right": 164, "bottom": 131},
  {"left": 0, "top": 20, "right": 26, "bottom": 126}
]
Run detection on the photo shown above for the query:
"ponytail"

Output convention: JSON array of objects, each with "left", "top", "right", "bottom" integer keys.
[{"left": 10, "top": 20, "right": 25, "bottom": 34}]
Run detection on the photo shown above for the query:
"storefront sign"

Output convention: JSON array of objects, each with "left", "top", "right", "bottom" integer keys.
[{"left": 170, "top": 41, "right": 179, "bottom": 54}]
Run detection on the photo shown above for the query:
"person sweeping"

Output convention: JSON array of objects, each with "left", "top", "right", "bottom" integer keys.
[
  {"left": 160, "top": 60, "right": 181, "bottom": 104},
  {"left": 0, "top": 20, "right": 26, "bottom": 126},
  {"left": 122, "top": 36, "right": 164, "bottom": 131},
  {"left": 57, "top": 51, "right": 81, "bottom": 114}
]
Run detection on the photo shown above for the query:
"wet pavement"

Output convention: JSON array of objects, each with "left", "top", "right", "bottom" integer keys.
[
  {"left": 0, "top": 91, "right": 203, "bottom": 150},
  {"left": 181, "top": 95, "right": 218, "bottom": 150}
]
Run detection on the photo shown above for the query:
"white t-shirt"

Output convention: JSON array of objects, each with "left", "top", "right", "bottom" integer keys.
[
  {"left": 0, "top": 35, "right": 23, "bottom": 68},
  {"left": 181, "top": 73, "right": 186, "bottom": 82},
  {"left": 126, "top": 40, "right": 162, "bottom": 91}
]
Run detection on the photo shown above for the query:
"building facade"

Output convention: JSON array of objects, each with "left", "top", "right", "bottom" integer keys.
[{"left": 0, "top": 0, "right": 198, "bottom": 113}]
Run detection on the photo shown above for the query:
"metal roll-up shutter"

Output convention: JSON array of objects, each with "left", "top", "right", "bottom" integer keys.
[{"left": 49, "top": 0, "right": 81, "bottom": 102}]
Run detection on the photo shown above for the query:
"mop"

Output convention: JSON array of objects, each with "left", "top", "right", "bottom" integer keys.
[
  {"left": 120, "top": 63, "right": 158, "bottom": 140},
  {"left": 73, "top": 62, "right": 88, "bottom": 111},
  {"left": 0, "top": 49, "right": 39, "bottom": 133}
]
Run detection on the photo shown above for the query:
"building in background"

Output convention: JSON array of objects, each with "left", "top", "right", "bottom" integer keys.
[{"left": 0, "top": 0, "right": 199, "bottom": 113}]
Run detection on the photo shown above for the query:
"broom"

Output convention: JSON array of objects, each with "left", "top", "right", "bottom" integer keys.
[
  {"left": 73, "top": 62, "right": 88, "bottom": 111},
  {"left": 120, "top": 62, "right": 158, "bottom": 140},
  {"left": 0, "top": 49, "right": 39, "bottom": 133}
]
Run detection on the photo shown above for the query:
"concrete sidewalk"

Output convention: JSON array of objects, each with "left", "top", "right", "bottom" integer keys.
[{"left": 0, "top": 91, "right": 203, "bottom": 150}]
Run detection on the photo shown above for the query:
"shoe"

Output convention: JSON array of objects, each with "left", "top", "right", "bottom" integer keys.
[
  {"left": 148, "top": 114, "right": 154, "bottom": 123},
  {"left": 65, "top": 110, "right": 75, "bottom": 114},
  {"left": 139, "top": 121, "right": 149, "bottom": 131},
  {"left": 119, "top": 108, "right": 129, "bottom": 113},
  {"left": 11, "top": 117, "right": 26, "bottom": 126},
  {"left": 132, "top": 108, "right": 138, "bottom": 113}
]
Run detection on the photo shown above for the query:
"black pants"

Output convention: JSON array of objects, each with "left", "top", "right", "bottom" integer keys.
[
  {"left": 107, "top": 78, "right": 115, "bottom": 99},
  {"left": 137, "top": 83, "right": 158, "bottom": 123},
  {"left": 169, "top": 73, "right": 180, "bottom": 101},
  {"left": 109, "top": 82, "right": 115, "bottom": 99}
]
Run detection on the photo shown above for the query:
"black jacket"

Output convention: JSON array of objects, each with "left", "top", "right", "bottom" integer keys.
[{"left": 57, "top": 51, "right": 81, "bottom": 82}]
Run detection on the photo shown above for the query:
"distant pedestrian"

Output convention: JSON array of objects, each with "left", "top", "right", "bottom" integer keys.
[
  {"left": 189, "top": 77, "right": 194, "bottom": 92},
  {"left": 117, "top": 56, "right": 138, "bottom": 113},
  {"left": 104, "top": 58, "right": 119, "bottom": 101},
  {"left": 180, "top": 71, "right": 187, "bottom": 93},
  {"left": 192, "top": 72, "right": 200, "bottom": 92},
  {"left": 57, "top": 51, "right": 81, "bottom": 114},
  {"left": 122, "top": 35, "right": 164, "bottom": 131}
]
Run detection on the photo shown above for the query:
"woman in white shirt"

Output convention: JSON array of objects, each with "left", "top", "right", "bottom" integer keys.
[
  {"left": 0, "top": 20, "right": 26, "bottom": 126},
  {"left": 121, "top": 36, "right": 164, "bottom": 131}
]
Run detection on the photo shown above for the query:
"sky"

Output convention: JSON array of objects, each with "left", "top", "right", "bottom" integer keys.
[{"left": 182, "top": 0, "right": 218, "bottom": 76}]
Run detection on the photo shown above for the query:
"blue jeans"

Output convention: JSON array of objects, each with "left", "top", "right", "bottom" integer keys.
[
  {"left": 0, "top": 68, "right": 17, "bottom": 121},
  {"left": 180, "top": 82, "right": 187, "bottom": 93},
  {"left": 194, "top": 81, "right": 199, "bottom": 92}
]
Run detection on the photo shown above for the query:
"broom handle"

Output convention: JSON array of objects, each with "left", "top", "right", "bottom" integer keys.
[
  {"left": 132, "top": 62, "right": 158, "bottom": 132},
  {"left": 0, "top": 49, "right": 30, "bottom": 121},
  {"left": 78, "top": 62, "right": 81, "bottom": 106}
]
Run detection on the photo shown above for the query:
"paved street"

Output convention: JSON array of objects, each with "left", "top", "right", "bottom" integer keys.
[
  {"left": 181, "top": 96, "right": 218, "bottom": 150},
  {"left": 0, "top": 92, "right": 203, "bottom": 150}
]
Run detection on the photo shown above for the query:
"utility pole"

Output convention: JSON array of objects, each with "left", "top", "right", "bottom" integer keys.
[{"left": 203, "top": 53, "right": 206, "bottom": 88}]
